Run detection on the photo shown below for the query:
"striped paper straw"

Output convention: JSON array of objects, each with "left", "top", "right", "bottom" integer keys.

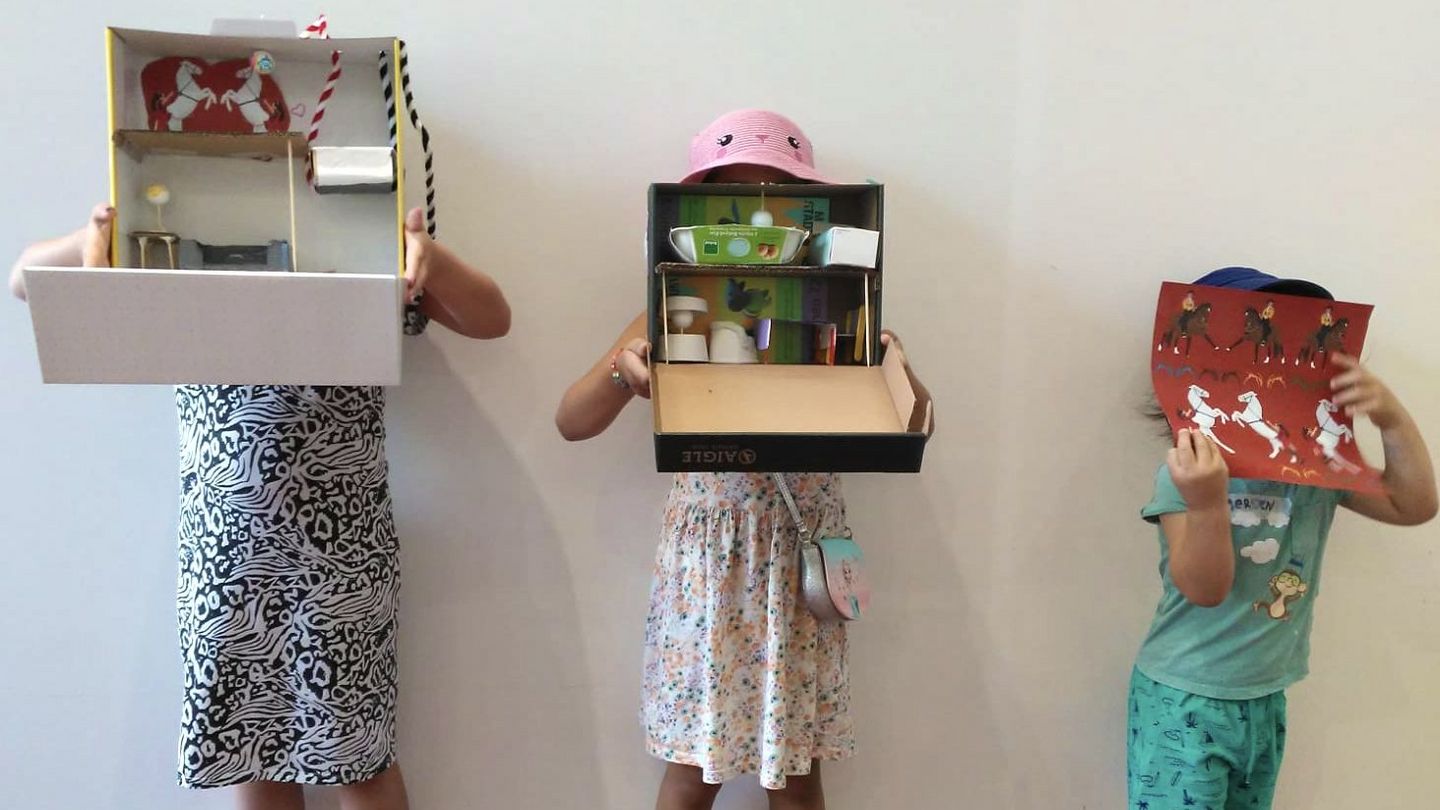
[{"left": 301, "top": 15, "right": 341, "bottom": 186}]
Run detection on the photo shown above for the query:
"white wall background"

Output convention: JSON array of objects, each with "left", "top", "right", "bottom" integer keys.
[{"left": 2, "top": 2, "right": 1437, "bottom": 808}]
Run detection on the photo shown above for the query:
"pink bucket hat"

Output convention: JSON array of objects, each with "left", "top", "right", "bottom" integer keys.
[{"left": 681, "top": 109, "right": 831, "bottom": 184}]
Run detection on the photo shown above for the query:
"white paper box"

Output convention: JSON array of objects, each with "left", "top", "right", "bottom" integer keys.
[
  {"left": 21, "top": 28, "right": 415, "bottom": 385},
  {"left": 811, "top": 226, "right": 880, "bottom": 269},
  {"left": 312, "top": 147, "right": 397, "bottom": 194},
  {"left": 24, "top": 267, "right": 402, "bottom": 385}
]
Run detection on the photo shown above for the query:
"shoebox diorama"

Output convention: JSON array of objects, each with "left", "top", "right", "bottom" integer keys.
[
  {"left": 647, "top": 183, "right": 934, "bottom": 472},
  {"left": 24, "top": 22, "right": 426, "bottom": 384}
]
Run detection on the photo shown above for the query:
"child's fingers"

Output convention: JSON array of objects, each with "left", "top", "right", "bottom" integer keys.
[
  {"left": 1194, "top": 432, "right": 1217, "bottom": 466},
  {"left": 1329, "top": 369, "right": 1365, "bottom": 390},
  {"left": 1330, "top": 352, "right": 1358, "bottom": 370},
  {"left": 1332, "top": 385, "right": 1372, "bottom": 408},
  {"left": 1344, "top": 394, "right": 1381, "bottom": 416},
  {"left": 81, "top": 205, "right": 115, "bottom": 268},
  {"left": 1175, "top": 429, "right": 1197, "bottom": 467},
  {"left": 404, "top": 207, "right": 426, "bottom": 234}
]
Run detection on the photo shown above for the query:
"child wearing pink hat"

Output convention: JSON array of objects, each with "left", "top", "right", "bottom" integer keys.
[{"left": 556, "top": 109, "right": 911, "bottom": 810}]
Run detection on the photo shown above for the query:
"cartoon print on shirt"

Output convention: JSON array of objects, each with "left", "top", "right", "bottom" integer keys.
[
  {"left": 1253, "top": 569, "right": 1308, "bottom": 620},
  {"left": 1239, "top": 538, "right": 1281, "bottom": 565}
]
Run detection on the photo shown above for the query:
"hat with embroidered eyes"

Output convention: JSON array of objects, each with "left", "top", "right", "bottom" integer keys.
[
  {"left": 681, "top": 109, "right": 831, "bottom": 184},
  {"left": 1192, "top": 266, "right": 1334, "bottom": 300}
]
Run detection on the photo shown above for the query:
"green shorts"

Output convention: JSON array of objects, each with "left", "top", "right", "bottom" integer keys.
[{"left": 1127, "top": 668, "right": 1287, "bottom": 810}]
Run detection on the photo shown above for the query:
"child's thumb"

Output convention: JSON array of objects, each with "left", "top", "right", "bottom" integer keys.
[{"left": 404, "top": 207, "right": 425, "bottom": 234}]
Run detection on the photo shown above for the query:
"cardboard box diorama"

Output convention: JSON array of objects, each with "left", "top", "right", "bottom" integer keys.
[
  {"left": 648, "top": 183, "right": 934, "bottom": 472},
  {"left": 23, "top": 26, "right": 416, "bottom": 385}
]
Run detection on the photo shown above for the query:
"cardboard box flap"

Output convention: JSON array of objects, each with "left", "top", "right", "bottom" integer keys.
[{"left": 887, "top": 348, "right": 934, "bottom": 435}]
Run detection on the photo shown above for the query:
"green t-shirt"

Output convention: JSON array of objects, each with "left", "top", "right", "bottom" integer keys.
[{"left": 1135, "top": 465, "right": 1346, "bottom": 700}]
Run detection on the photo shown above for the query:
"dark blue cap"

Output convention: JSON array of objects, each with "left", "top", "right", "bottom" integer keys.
[{"left": 1192, "top": 266, "right": 1333, "bottom": 300}]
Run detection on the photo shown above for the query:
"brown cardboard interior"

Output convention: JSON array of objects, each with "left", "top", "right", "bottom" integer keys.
[{"left": 653, "top": 340, "right": 930, "bottom": 436}]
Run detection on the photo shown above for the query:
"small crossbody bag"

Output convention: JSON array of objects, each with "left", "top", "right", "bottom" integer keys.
[{"left": 772, "top": 473, "right": 870, "bottom": 622}]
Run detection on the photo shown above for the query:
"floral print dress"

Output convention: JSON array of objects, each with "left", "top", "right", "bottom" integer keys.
[{"left": 642, "top": 472, "right": 854, "bottom": 789}]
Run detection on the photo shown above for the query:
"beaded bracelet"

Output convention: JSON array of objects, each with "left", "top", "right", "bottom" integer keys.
[{"left": 609, "top": 351, "right": 630, "bottom": 390}]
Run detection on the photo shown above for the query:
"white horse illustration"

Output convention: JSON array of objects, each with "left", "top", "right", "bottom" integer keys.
[
  {"left": 1308, "top": 399, "right": 1361, "bottom": 473},
  {"left": 166, "top": 61, "right": 217, "bottom": 131},
  {"left": 1231, "top": 391, "right": 1287, "bottom": 459},
  {"left": 1186, "top": 384, "right": 1235, "bottom": 453},
  {"left": 221, "top": 67, "right": 270, "bottom": 133}
]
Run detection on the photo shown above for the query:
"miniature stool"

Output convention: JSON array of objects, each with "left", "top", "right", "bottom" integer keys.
[{"left": 130, "top": 230, "right": 180, "bottom": 269}]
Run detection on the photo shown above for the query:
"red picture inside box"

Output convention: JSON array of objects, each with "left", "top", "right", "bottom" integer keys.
[{"left": 141, "top": 56, "right": 291, "bottom": 134}]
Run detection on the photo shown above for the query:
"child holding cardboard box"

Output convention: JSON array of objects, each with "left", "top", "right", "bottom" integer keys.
[
  {"left": 556, "top": 109, "right": 914, "bottom": 810},
  {"left": 10, "top": 204, "right": 510, "bottom": 810}
]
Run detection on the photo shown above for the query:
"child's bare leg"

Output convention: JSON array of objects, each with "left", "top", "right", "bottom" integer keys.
[
  {"left": 234, "top": 781, "right": 304, "bottom": 810},
  {"left": 336, "top": 763, "right": 410, "bottom": 810},
  {"left": 766, "top": 761, "right": 825, "bottom": 810},
  {"left": 655, "top": 763, "right": 722, "bottom": 810}
]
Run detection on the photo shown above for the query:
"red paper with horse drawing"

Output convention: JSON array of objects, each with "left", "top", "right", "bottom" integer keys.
[
  {"left": 141, "top": 56, "right": 291, "bottom": 134},
  {"left": 1151, "top": 282, "right": 1381, "bottom": 493}
]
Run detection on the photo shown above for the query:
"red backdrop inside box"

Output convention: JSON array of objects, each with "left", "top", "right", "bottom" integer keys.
[{"left": 141, "top": 56, "right": 291, "bottom": 134}]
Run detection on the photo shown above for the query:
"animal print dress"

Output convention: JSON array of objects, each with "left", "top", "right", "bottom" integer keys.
[{"left": 175, "top": 308, "right": 427, "bottom": 788}]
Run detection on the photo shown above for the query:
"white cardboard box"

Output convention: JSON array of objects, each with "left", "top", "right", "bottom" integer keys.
[{"left": 25, "top": 27, "right": 411, "bottom": 385}]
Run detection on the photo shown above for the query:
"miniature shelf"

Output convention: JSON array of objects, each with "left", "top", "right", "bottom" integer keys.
[
  {"left": 114, "top": 130, "right": 308, "bottom": 162},
  {"left": 655, "top": 262, "right": 877, "bottom": 278}
]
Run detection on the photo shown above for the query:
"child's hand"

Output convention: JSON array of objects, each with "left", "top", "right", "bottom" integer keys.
[
  {"left": 615, "top": 339, "right": 651, "bottom": 399},
  {"left": 880, "top": 329, "right": 907, "bottom": 366},
  {"left": 1168, "top": 428, "right": 1229, "bottom": 509},
  {"left": 1330, "top": 353, "right": 1405, "bottom": 431},
  {"left": 82, "top": 204, "right": 115, "bottom": 268},
  {"left": 402, "top": 207, "right": 430, "bottom": 304}
]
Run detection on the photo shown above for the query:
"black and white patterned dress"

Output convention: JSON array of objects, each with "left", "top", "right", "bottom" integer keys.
[{"left": 175, "top": 306, "right": 427, "bottom": 788}]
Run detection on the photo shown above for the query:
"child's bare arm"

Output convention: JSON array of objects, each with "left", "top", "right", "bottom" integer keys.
[
  {"left": 1331, "top": 354, "right": 1438, "bottom": 525},
  {"left": 1163, "top": 429, "right": 1236, "bottom": 606},
  {"left": 9, "top": 204, "right": 113, "bottom": 300},
  {"left": 399, "top": 209, "right": 510, "bottom": 339},
  {"left": 555, "top": 312, "right": 649, "bottom": 441}
]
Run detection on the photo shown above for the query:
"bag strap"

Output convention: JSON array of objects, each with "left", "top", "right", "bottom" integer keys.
[
  {"left": 379, "top": 42, "right": 438, "bottom": 238},
  {"left": 772, "top": 473, "right": 814, "bottom": 548}
]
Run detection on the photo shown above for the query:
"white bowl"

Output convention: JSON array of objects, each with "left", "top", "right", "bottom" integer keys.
[{"left": 669, "top": 225, "right": 807, "bottom": 264}]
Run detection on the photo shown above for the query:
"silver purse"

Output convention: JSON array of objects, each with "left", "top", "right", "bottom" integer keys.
[{"left": 774, "top": 474, "right": 869, "bottom": 623}]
